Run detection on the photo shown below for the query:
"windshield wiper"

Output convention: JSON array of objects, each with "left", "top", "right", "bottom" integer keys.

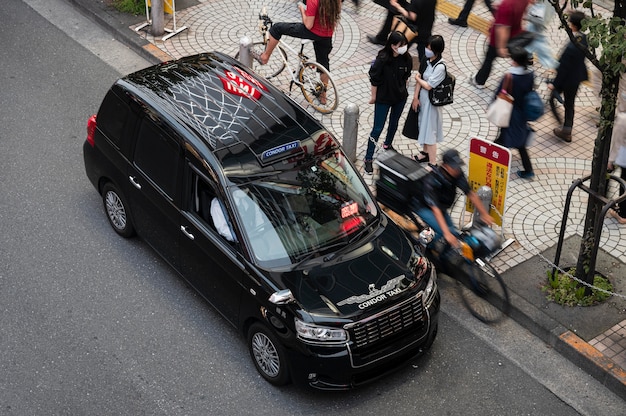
[
  {"left": 291, "top": 219, "right": 377, "bottom": 269},
  {"left": 291, "top": 238, "right": 353, "bottom": 270},
  {"left": 323, "top": 220, "right": 376, "bottom": 262}
]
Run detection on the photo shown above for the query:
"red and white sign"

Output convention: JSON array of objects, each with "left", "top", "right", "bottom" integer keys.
[
  {"left": 220, "top": 68, "right": 267, "bottom": 100},
  {"left": 466, "top": 137, "right": 512, "bottom": 226}
]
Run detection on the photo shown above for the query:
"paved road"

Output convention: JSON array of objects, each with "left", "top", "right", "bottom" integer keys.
[{"left": 0, "top": 0, "right": 622, "bottom": 414}]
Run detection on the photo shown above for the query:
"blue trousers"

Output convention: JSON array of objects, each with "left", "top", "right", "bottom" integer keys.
[
  {"left": 414, "top": 205, "right": 458, "bottom": 243},
  {"left": 365, "top": 100, "right": 406, "bottom": 161}
]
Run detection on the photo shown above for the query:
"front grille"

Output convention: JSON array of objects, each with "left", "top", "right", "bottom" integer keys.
[{"left": 346, "top": 293, "right": 424, "bottom": 349}]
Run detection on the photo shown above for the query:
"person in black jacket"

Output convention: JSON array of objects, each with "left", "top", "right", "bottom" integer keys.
[
  {"left": 363, "top": 31, "right": 412, "bottom": 174},
  {"left": 389, "top": 0, "right": 436, "bottom": 62},
  {"left": 548, "top": 10, "right": 588, "bottom": 142},
  {"left": 366, "top": 0, "right": 408, "bottom": 46}
]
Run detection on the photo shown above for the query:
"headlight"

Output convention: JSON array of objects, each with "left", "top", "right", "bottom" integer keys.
[
  {"left": 422, "top": 267, "right": 438, "bottom": 308},
  {"left": 295, "top": 318, "right": 348, "bottom": 344}
]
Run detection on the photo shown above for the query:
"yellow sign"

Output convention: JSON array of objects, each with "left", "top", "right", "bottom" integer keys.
[
  {"left": 147, "top": 0, "right": 174, "bottom": 15},
  {"left": 466, "top": 137, "right": 512, "bottom": 226}
]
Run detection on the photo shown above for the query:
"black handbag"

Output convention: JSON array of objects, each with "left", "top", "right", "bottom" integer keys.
[
  {"left": 428, "top": 62, "right": 455, "bottom": 106},
  {"left": 402, "top": 106, "right": 419, "bottom": 140},
  {"left": 507, "top": 31, "right": 536, "bottom": 51}
]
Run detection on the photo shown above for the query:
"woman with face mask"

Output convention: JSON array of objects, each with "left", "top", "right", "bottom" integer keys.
[
  {"left": 363, "top": 31, "right": 413, "bottom": 175},
  {"left": 409, "top": 35, "right": 447, "bottom": 165}
]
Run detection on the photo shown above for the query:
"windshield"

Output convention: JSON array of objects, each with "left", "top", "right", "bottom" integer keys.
[{"left": 229, "top": 150, "right": 379, "bottom": 267}]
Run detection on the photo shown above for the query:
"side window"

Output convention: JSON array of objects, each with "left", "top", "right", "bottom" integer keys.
[
  {"left": 96, "top": 89, "right": 130, "bottom": 149},
  {"left": 190, "top": 170, "right": 237, "bottom": 243},
  {"left": 134, "top": 117, "right": 180, "bottom": 198}
]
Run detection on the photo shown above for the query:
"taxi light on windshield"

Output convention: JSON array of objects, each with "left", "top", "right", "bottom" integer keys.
[
  {"left": 341, "top": 217, "right": 364, "bottom": 234},
  {"left": 340, "top": 201, "right": 358, "bottom": 218}
]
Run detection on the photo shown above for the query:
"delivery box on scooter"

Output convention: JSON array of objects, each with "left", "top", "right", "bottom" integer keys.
[{"left": 375, "top": 150, "right": 430, "bottom": 214}]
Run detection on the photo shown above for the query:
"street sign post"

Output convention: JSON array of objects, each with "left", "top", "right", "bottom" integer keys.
[
  {"left": 466, "top": 137, "right": 511, "bottom": 227},
  {"left": 464, "top": 136, "right": 515, "bottom": 255}
]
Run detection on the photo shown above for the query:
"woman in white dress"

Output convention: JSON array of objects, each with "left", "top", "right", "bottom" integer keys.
[{"left": 412, "top": 35, "right": 446, "bottom": 164}]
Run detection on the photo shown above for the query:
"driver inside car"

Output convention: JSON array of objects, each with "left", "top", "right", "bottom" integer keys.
[{"left": 211, "top": 197, "right": 237, "bottom": 242}]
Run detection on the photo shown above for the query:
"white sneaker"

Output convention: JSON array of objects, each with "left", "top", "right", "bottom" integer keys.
[{"left": 469, "top": 75, "right": 485, "bottom": 89}]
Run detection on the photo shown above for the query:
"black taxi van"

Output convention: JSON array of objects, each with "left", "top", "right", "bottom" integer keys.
[{"left": 83, "top": 52, "right": 439, "bottom": 390}]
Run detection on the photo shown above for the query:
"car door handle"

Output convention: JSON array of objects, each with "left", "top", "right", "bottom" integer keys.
[
  {"left": 180, "top": 225, "right": 195, "bottom": 240},
  {"left": 129, "top": 176, "right": 142, "bottom": 190}
]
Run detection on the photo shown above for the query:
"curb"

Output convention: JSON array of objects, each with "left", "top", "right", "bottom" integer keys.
[
  {"left": 505, "top": 287, "right": 626, "bottom": 401},
  {"left": 67, "top": 0, "right": 165, "bottom": 65}
]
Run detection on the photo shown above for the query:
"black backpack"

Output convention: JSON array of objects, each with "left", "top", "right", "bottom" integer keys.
[{"left": 428, "top": 62, "right": 455, "bottom": 106}]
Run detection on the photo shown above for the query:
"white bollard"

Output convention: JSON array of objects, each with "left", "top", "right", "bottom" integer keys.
[{"left": 238, "top": 36, "right": 253, "bottom": 68}]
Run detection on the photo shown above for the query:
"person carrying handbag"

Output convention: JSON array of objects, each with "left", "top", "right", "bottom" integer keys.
[
  {"left": 408, "top": 35, "right": 447, "bottom": 165},
  {"left": 494, "top": 47, "right": 536, "bottom": 179},
  {"left": 363, "top": 31, "right": 413, "bottom": 174}
]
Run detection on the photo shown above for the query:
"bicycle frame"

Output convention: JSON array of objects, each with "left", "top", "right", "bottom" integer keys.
[
  {"left": 274, "top": 39, "right": 312, "bottom": 91},
  {"left": 245, "top": 10, "right": 338, "bottom": 114}
]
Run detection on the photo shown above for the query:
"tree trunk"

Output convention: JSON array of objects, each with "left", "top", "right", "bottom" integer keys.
[
  {"left": 574, "top": 0, "right": 626, "bottom": 292},
  {"left": 574, "top": 75, "right": 619, "bottom": 291}
]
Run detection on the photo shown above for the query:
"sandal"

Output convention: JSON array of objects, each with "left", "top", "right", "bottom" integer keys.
[
  {"left": 319, "top": 91, "right": 327, "bottom": 105},
  {"left": 413, "top": 151, "right": 429, "bottom": 163},
  {"left": 319, "top": 85, "right": 328, "bottom": 105},
  {"left": 608, "top": 209, "right": 626, "bottom": 224}
]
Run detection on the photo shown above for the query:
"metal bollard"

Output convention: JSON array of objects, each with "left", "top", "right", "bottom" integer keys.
[
  {"left": 474, "top": 185, "right": 493, "bottom": 223},
  {"left": 342, "top": 103, "right": 359, "bottom": 162},
  {"left": 238, "top": 36, "right": 253, "bottom": 68}
]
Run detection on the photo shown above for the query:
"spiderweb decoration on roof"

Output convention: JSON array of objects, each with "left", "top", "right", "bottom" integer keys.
[{"left": 158, "top": 68, "right": 254, "bottom": 149}]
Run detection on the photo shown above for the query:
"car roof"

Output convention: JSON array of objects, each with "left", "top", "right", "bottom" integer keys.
[{"left": 118, "top": 52, "right": 328, "bottom": 175}]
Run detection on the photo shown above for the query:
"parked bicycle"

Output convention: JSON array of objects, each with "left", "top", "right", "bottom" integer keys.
[
  {"left": 235, "top": 9, "right": 339, "bottom": 114},
  {"left": 375, "top": 151, "right": 511, "bottom": 324}
]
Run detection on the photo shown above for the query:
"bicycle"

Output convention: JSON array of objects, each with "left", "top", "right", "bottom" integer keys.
[
  {"left": 417, "top": 221, "right": 511, "bottom": 324},
  {"left": 235, "top": 9, "right": 339, "bottom": 114},
  {"left": 375, "top": 151, "right": 511, "bottom": 324}
]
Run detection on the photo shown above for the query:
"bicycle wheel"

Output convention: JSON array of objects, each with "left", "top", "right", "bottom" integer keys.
[
  {"left": 456, "top": 258, "right": 510, "bottom": 323},
  {"left": 234, "top": 42, "right": 286, "bottom": 80},
  {"left": 298, "top": 61, "right": 338, "bottom": 114}
]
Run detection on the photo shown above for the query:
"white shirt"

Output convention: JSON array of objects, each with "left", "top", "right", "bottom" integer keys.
[{"left": 210, "top": 198, "right": 236, "bottom": 242}]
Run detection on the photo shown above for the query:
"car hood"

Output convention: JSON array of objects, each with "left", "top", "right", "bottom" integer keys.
[{"left": 281, "top": 222, "right": 426, "bottom": 317}]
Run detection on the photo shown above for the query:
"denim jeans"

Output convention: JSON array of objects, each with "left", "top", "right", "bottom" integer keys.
[
  {"left": 414, "top": 205, "right": 458, "bottom": 242},
  {"left": 365, "top": 100, "right": 407, "bottom": 161}
]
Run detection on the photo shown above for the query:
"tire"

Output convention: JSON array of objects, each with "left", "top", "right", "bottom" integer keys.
[
  {"left": 456, "top": 258, "right": 510, "bottom": 324},
  {"left": 102, "top": 183, "right": 135, "bottom": 238},
  {"left": 247, "top": 322, "right": 290, "bottom": 386},
  {"left": 234, "top": 42, "right": 286, "bottom": 80},
  {"left": 298, "top": 61, "right": 338, "bottom": 114}
]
